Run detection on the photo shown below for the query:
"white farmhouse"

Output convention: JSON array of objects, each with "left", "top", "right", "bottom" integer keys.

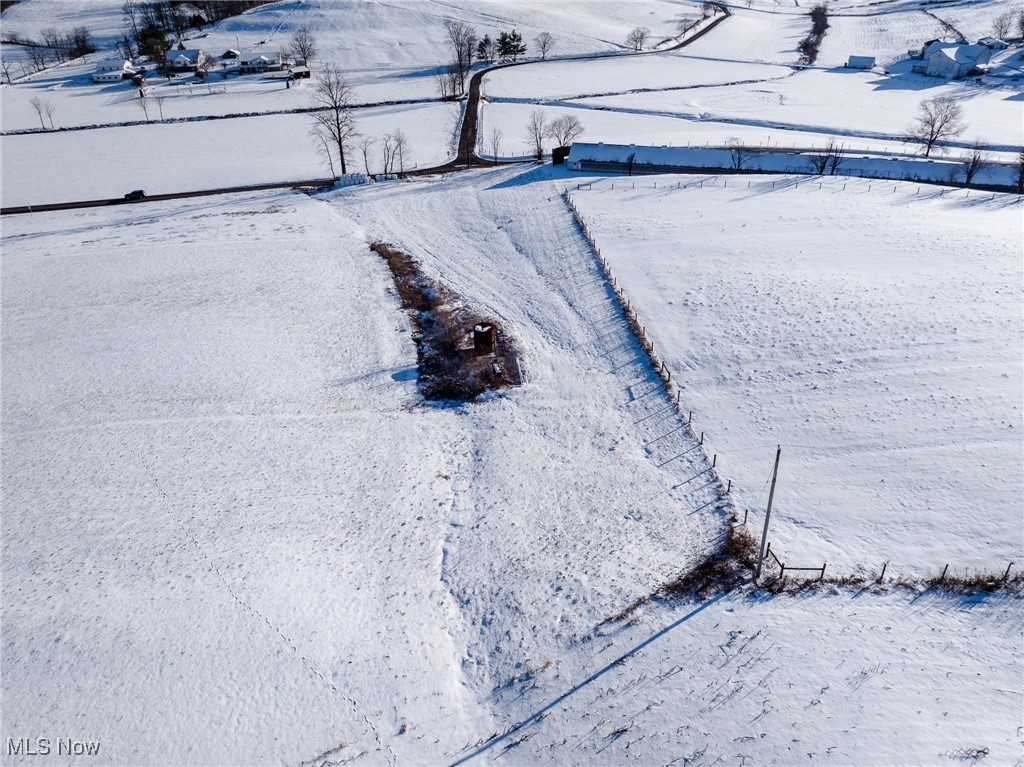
[
  {"left": 922, "top": 42, "right": 990, "bottom": 78},
  {"left": 167, "top": 49, "right": 206, "bottom": 71},
  {"left": 238, "top": 52, "right": 283, "bottom": 74}
]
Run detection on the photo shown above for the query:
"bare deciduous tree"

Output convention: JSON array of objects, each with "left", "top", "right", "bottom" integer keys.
[
  {"left": 382, "top": 133, "right": 396, "bottom": 174},
  {"left": 311, "top": 124, "right": 336, "bottom": 177},
  {"left": 701, "top": 1, "right": 719, "bottom": 17},
  {"left": 137, "top": 90, "right": 151, "bottom": 122},
  {"left": 960, "top": 139, "right": 991, "bottom": 187},
  {"left": 546, "top": 114, "right": 584, "bottom": 147},
  {"left": 993, "top": 9, "right": 1014, "bottom": 39},
  {"left": 726, "top": 137, "right": 752, "bottom": 170},
  {"left": 289, "top": 26, "right": 317, "bottom": 65},
  {"left": 809, "top": 138, "right": 845, "bottom": 175},
  {"left": 526, "top": 110, "right": 547, "bottom": 160},
  {"left": 154, "top": 94, "right": 167, "bottom": 120},
  {"left": 308, "top": 64, "right": 357, "bottom": 174},
  {"left": 358, "top": 136, "right": 375, "bottom": 175},
  {"left": 42, "top": 98, "right": 57, "bottom": 129},
  {"left": 392, "top": 128, "right": 410, "bottom": 174},
  {"left": 445, "top": 21, "right": 477, "bottom": 96},
  {"left": 489, "top": 126, "right": 502, "bottom": 165},
  {"left": 435, "top": 62, "right": 460, "bottom": 100},
  {"left": 626, "top": 26, "right": 650, "bottom": 51},
  {"left": 1, "top": 59, "right": 13, "bottom": 84},
  {"left": 41, "top": 27, "right": 67, "bottom": 62},
  {"left": 26, "top": 45, "right": 50, "bottom": 73},
  {"left": 907, "top": 96, "right": 965, "bottom": 157},
  {"left": 626, "top": 151, "right": 637, "bottom": 176},
  {"left": 122, "top": 0, "right": 142, "bottom": 48},
  {"left": 534, "top": 32, "right": 555, "bottom": 59},
  {"left": 676, "top": 18, "right": 698, "bottom": 36},
  {"left": 29, "top": 96, "right": 48, "bottom": 128}
]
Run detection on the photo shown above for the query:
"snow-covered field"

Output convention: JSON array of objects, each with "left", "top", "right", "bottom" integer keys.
[
  {"left": 571, "top": 174, "right": 1023, "bottom": 576},
  {"left": 483, "top": 55, "right": 792, "bottom": 101},
  {"left": 1, "top": 102, "right": 460, "bottom": 206},
  {"left": 571, "top": 68, "right": 1024, "bottom": 151},
  {"left": 3, "top": 168, "right": 1022, "bottom": 766},
  {"left": 2, "top": 169, "right": 723, "bottom": 764},
  {"left": 3, "top": 0, "right": 1023, "bottom": 763}
]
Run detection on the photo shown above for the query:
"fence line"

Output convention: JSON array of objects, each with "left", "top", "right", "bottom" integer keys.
[
  {"left": 565, "top": 188, "right": 1019, "bottom": 590},
  {"left": 570, "top": 176, "right": 1007, "bottom": 201},
  {"left": 563, "top": 188, "right": 733, "bottom": 515}
]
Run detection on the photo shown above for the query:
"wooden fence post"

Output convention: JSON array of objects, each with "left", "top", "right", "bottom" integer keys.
[
  {"left": 939, "top": 564, "right": 949, "bottom": 583},
  {"left": 726, "top": 479, "right": 731, "bottom": 493},
  {"left": 819, "top": 563, "right": 826, "bottom": 582},
  {"left": 1004, "top": 562, "right": 1014, "bottom": 581},
  {"left": 878, "top": 561, "right": 887, "bottom": 583}
]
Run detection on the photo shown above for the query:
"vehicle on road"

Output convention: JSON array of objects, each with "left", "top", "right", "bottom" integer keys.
[{"left": 124, "top": 190, "right": 147, "bottom": 201}]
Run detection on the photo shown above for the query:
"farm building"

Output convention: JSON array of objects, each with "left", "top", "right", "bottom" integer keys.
[
  {"left": 846, "top": 55, "right": 875, "bottom": 69},
  {"left": 167, "top": 50, "right": 206, "bottom": 71},
  {"left": 91, "top": 59, "right": 135, "bottom": 83},
  {"left": 977, "top": 37, "right": 1008, "bottom": 50},
  {"left": 239, "top": 52, "right": 283, "bottom": 74},
  {"left": 923, "top": 43, "right": 991, "bottom": 78},
  {"left": 565, "top": 142, "right": 707, "bottom": 174}
]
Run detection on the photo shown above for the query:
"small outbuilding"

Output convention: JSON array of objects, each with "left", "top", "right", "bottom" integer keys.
[
  {"left": 222, "top": 48, "right": 240, "bottom": 59},
  {"left": 846, "top": 55, "right": 875, "bottom": 69},
  {"left": 977, "top": 36, "right": 1008, "bottom": 50},
  {"left": 289, "top": 65, "right": 311, "bottom": 79}
]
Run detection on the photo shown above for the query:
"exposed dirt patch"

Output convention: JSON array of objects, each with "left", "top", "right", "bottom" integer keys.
[{"left": 371, "top": 241, "right": 522, "bottom": 402}]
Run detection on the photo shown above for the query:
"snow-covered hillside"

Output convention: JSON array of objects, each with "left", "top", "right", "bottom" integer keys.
[
  {"left": 2, "top": 169, "right": 723, "bottom": 764},
  {"left": 3, "top": 167, "right": 1022, "bottom": 767},
  {"left": 2, "top": 0, "right": 1022, "bottom": 763}
]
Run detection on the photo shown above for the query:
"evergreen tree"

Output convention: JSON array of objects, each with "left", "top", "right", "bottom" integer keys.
[
  {"left": 497, "top": 29, "right": 526, "bottom": 62},
  {"left": 476, "top": 34, "right": 494, "bottom": 62}
]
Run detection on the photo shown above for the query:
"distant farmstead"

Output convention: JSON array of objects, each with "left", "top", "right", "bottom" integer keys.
[
  {"left": 915, "top": 41, "right": 990, "bottom": 78},
  {"left": 239, "top": 52, "right": 283, "bottom": 74},
  {"left": 846, "top": 55, "right": 875, "bottom": 69},
  {"left": 167, "top": 49, "right": 206, "bottom": 71}
]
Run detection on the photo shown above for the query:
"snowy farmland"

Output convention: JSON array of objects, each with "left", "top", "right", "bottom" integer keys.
[
  {"left": 2, "top": 0, "right": 1024, "bottom": 763},
  {"left": 2, "top": 168, "right": 1022, "bottom": 766},
  {"left": 1, "top": 102, "right": 460, "bottom": 206},
  {"left": 570, "top": 174, "right": 1023, "bottom": 576}
]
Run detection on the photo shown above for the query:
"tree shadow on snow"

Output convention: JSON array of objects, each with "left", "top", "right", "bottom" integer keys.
[{"left": 447, "top": 593, "right": 729, "bottom": 767}]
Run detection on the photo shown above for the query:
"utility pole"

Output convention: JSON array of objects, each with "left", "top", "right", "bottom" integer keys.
[{"left": 754, "top": 445, "right": 782, "bottom": 580}]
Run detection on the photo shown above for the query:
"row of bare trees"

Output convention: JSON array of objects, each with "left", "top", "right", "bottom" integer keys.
[
  {"left": 526, "top": 110, "right": 585, "bottom": 159},
  {"left": 307, "top": 65, "right": 412, "bottom": 177},
  {"left": 2, "top": 26, "right": 95, "bottom": 79}
]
